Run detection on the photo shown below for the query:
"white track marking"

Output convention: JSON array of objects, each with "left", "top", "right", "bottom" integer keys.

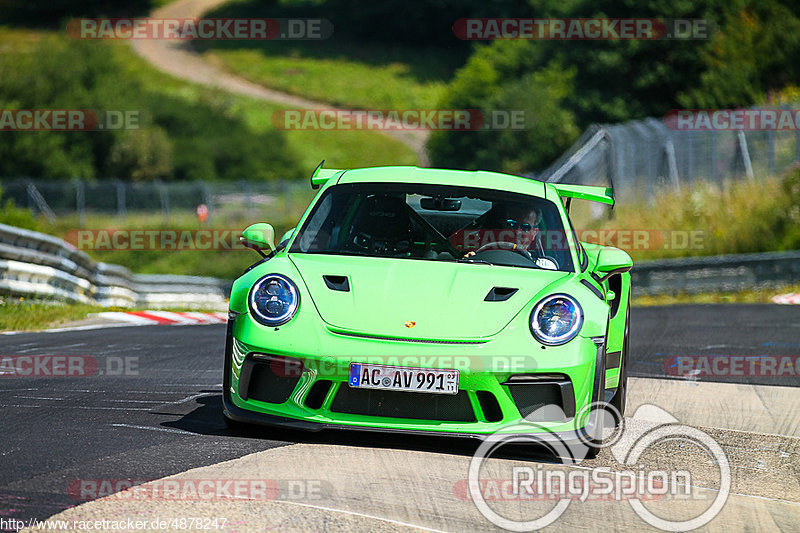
[
  {"left": 110, "top": 423, "right": 198, "bottom": 435},
  {"left": 2, "top": 323, "right": 139, "bottom": 335},
  {"left": 92, "top": 312, "right": 159, "bottom": 324},
  {"left": 254, "top": 500, "right": 450, "bottom": 533},
  {"left": 772, "top": 293, "right": 800, "bottom": 304},
  {"left": 14, "top": 396, "right": 65, "bottom": 401},
  {"left": 1, "top": 311, "right": 227, "bottom": 335}
]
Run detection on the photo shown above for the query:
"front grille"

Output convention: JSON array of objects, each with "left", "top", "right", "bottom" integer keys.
[{"left": 330, "top": 386, "right": 476, "bottom": 422}]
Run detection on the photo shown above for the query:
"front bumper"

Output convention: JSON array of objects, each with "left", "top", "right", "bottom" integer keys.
[{"left": 222, "top": 310, "right": 609, "bottom": 439}]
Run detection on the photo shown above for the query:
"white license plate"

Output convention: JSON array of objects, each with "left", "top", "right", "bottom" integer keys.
[{"left": 348, "top": 363, "right": 459, "bottom": 395}]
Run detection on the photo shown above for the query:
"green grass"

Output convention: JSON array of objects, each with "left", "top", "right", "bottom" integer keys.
[
  {"left": 10, "top": 169, "right": 798, "bottom": 281},
  {"left": 200, "top": 42, "right": 453, "bottom": 109},
  {"left": 0, "top": 27, "right": 417, "bottom": 176},
  {"left": 632, "top": 283, "right": 800, "bottom": 307},
  {"left": 0, "top": 299, "right": 106, "bottom": 332},
  {"left": 41, "top": 202, "right": 313, "bottom": 280},
  {"left": 193, "top": 0, "right": 464, "bottom": 110},
  {"left": 111, "top": 33, "right": 418, "bottom": 170},
  {"left": 570, "top": 170, "right": 800, "bottom": 263}
]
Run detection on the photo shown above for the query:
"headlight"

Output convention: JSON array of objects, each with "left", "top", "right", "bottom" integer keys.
[
  {"left": 248, "top": 274, "right": 300, "bottom": 326},
  {"left": 530, "top": 294, "right": 583, "bottom": 345}
]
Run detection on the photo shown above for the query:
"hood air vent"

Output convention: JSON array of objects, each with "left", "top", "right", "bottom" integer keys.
[
  {"left": 323, "top": 275, "right": 350, "bottom": 292},
  {"left": 484, "top": 287, "right": 518, "bottom": 302}
]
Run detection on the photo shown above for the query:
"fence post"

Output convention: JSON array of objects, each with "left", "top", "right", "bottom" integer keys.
[
  {"left": 200, "top": 181, "right": 212, "bottom": 220},
  {"left": 736, "top": 131, "right": 755, "bottom": 181},
  {"left": 75, "top": 179, "right": 86, "bottom": 227},
  {"left": 157, "top": 180, "right": 169, "bottom": 223},
  {"left": 767, "top": 130, "right": 775, "bottom": 175},
  {"left": 664, "top": 140, "right": 680, "bottom": 191},
  {"left": 241, "top": 180, "right": 254, "bottom": 217},
  {"left": 114, "top": 179, "right": 126, "bottom": 217},
  {"left": 796, "top": 129, "right": 800, "bottom": 163},
  {"left": 710, "top": 130, "right": 718, "bottom": 183},
  {"left": 26, "top": 181, "right": 57, "bottom": 223}
]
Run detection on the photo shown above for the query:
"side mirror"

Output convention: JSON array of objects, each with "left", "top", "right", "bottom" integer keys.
[
  {"left": 241, "top": 223, "right": 276, "bottom": 257},
  {"left": 594, "top": 247, "right": 632, "bottom": 283}
]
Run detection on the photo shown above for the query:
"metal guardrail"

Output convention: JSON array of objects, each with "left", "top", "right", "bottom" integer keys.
[
  {"left": 632, "top": 250, "right": 800, "bottom": 295},
  {"left": 3, "top": 223, "right": 798, "bottom": 305},
  {"left": 0, "top": 223, "right": 229, "bottom": 309}
]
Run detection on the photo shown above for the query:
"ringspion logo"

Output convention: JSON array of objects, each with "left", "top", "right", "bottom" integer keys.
[{"left": 468, "top": 404, "right": 730, "bottom": 531}]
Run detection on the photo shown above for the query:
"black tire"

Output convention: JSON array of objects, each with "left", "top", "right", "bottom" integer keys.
[
  {"left": 583, "top": 300, "right": 630, "bottom": 461},
  {"left": 583, "top": 444, "right": 601, "bottom": 460}
]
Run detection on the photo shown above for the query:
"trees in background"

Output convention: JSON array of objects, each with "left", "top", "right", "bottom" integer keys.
[
  {"left": 0, "top": 38, "right": 301, "bottom": 181},
  {"left": 428, "top": 0, "right": 800, "bottom": 173}
]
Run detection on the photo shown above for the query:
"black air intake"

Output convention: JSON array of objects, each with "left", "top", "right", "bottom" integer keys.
[
  {"left": 238, "top": 354, "right": 303, "bottom": 404},
  {"left": 331, "top": 387, "right": 476, "bottom": 422}
]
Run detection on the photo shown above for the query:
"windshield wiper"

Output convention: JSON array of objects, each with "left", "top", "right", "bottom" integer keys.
[{"left": 457, "top": 257, "right": 493, "bottom": 265}]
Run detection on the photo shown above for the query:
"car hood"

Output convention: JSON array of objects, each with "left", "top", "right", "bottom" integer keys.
[{"left": 289, "top": 254, "right": 571, "bottom": 340}]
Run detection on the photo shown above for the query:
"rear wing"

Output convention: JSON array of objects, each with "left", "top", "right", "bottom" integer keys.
[
  {"left": 550, "top": 183, "right": 614, "bottom": 209},
  {"left": 310, "top": 160, "right": 345, "bottom": 189}
]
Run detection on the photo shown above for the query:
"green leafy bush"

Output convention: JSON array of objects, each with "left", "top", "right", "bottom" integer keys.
[
  {"left": 0, "top": 36, "right": 302, "bottom": 182},
  {"left": 0, "top": 186, "right": 39, "bottom": 230}
]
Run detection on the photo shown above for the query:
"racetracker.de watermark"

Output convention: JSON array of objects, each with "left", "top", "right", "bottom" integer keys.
[
  {"left": 65, "top": 229, "right": 251, "bottom": 251},
  {"left": 665, "top": 109, "right": 800, "bottom": 131},
  {"left": 68, "top": 478, "right": 329, "bottom": 501},
  {"left": 448, "top": 228, "right": 705, "bottom": 253},
  {"left": 453, "top": 18, "right": 713, "bottom": 40},
  {"left": 271, "top": 109, "right": 525, "bottom": 131},
  {"left": 266, "top": 355, "right": 540, "bottom": 379},
  {"left": 666, "top": 355, "right": 800, "bottom": 378},
  {"left": 67, "top": 18, "right": 332, "bottom": 40},
  {"left": 0, "top": 110, "right": 140, "bottom": 131},
  {"left": 0, "top": 356, "right": 138, "bottom": 377}
]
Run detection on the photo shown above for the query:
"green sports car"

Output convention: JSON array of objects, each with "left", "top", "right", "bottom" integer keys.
[{"left": 223, "top": 164, "right": 632, "bottom": 448}]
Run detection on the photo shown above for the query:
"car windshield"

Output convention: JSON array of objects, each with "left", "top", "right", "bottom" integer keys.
[{"left": 289, "top": 183, "right": 574, "bottom": 272}]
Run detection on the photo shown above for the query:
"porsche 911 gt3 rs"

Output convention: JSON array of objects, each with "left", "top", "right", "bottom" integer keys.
[{"left": 223, "top": 164, "right": 632, "bottom": 450}]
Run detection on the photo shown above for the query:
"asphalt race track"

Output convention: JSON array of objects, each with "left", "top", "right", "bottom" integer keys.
[{"left": 1, "top": 304, "right": 798, "bottom": 532}]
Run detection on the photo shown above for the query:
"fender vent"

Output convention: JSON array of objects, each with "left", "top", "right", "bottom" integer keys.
[
  {"left": 323, "top": 275, "right": 350, "bottom": 292},
  {"left": 484, "top": 287, "right": 518, "bottom": 302}
]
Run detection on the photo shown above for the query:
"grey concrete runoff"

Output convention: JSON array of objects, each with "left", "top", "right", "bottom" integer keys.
[{"left": 22, "top": 377, "right": 800, "bottom": 532}]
